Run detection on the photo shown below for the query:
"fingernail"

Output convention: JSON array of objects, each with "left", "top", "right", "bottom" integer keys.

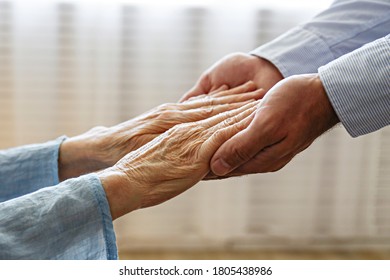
[{"left": 212, "top": 158, "right": 231, "bottom": 176}]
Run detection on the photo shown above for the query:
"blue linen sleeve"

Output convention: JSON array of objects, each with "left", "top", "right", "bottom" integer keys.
[
  {"left": 319, "top": 35, "right": 390, "bottom": 137},
  {"left": 0, "top": 136, "right": 67, "bottom": 202},
  {"left": 0, "top": 173, "right": 118, "bottom": 260},
  {"left": 250, "top": 0, "right": 390, "bottom": 77}
]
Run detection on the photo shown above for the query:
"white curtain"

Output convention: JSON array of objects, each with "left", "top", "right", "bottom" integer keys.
[{"left": 1, "top": 0, "right": 389, "bottom": 252}]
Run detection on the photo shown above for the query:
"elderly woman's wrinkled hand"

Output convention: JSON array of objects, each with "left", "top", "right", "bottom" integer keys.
[
  {"left": 98, "top": 100, "right": 259, "bottom": 219},
  {"left": 58, "top": 82, "right": 263, "bottom": 181}
]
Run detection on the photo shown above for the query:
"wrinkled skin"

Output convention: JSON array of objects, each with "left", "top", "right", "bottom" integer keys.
[
  {"left": 209, "top": 74, "right": 340, "bottom": 178},
  {"left": 179, "top": 53, "right": 339, "bottom": 179},
  {"left": 180, "top": 52, "right": 283, "bottom": 101},
  {"left": 59, "top": 82, "right": 263, "bottom": 181},
  {"left": 99, "top": 101, "right": 259, "bottom": 219}
]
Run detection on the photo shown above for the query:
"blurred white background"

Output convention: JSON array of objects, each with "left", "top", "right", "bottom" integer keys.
[{"left": 1, "top": 0, "right": 389, "bottom": 258}]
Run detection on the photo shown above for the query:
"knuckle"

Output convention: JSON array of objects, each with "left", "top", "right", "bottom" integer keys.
[
  {"left": 203, "top": 95, "right": 214, "bottom": 106},
  {"left": 203, "top": 106, "right": 214, "bottom": 118},
  {"left": 156, "top": 106, "right": 180, "bottom": 121},
  {"left": 157, "top": 103, "right": 174, "bottom": 112},
  {"left": 223, "top": 116, "right": 238, "bottom": 126},
  {"left": 158, "top": 110, "right": 172, "bottom": 120},
  {"left": 234, "top": 119, "right": 248, "bottom": 131},
  {"left": 188, "top": 93, "right": 206, "bottom": 102},
  {"left": 212, "top": 129, "right": 227, "bottom": 141}
]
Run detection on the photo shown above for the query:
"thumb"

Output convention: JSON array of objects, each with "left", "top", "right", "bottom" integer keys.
[
  {"left": 210, "top": 122, "right": 263, "bottom": 176},
  {"left": 179, "top": 75, "right": 211, "bottom": 102}
]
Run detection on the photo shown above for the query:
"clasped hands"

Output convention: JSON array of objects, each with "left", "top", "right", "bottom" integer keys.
[
  {"left": 183, "top": 53, "right": 339, "bottom": 178},
  {"left": 59, "top": 82, "right": 264, "bottom": 219},
  {"left": 59, "top": 53, "right": 340, "bottom": 220}
]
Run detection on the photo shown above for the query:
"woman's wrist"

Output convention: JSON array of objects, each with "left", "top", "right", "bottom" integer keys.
[
  {"left": 98, "top": 167, "right": 141, "bottom": 220},
  {"left": 58, "top": 133, "right": 110, "bottom": 181},
  {"left": 58, "top": 133, "right": 142, "bottom": 220}
]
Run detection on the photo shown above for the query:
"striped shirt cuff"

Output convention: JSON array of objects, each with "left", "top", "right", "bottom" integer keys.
[{"left": 319, "top": 35, "right": 390, "bottom": 137}]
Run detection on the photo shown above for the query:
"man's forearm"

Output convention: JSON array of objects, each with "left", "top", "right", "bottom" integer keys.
[{"left": 251, "top": 0, "right": 390, "bottom": 77}]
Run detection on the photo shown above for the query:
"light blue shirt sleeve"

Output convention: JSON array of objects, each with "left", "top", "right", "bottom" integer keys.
[
  {"left": 319, "top": 34, "right": 390, "bottom": 137},
  {"left": 0, "top": 140, "right": 118, "bottom": 259},
  {"left": 0, "top": 137, "right": 66, "bottom": 202},
  {"left": 250, "top": 0, "right": 390, "bottom": 77}
]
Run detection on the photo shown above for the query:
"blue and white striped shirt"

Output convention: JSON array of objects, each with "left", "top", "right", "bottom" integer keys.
[
  {"left": 319, "top": 35, "right": 390, "bottom": 137},
  {"left": 251, "top": 0, "right": 390, "bottom": 137}
]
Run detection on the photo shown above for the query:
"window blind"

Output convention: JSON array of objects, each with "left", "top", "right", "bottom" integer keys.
[{"left": 0, "top": 0, "right": 388, "bottom": 252}]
